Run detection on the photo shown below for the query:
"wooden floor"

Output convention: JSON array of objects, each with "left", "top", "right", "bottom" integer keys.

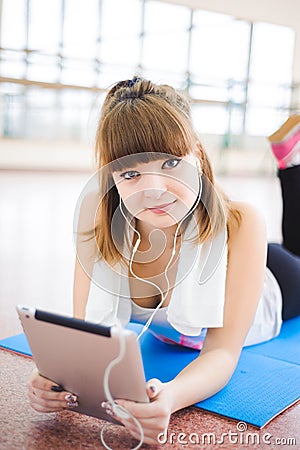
[{"left": 0, "top": 169, "right": 283, "bottom": 340}]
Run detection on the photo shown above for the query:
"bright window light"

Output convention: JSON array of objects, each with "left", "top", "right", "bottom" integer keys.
[
  {"left": 191, "top": 11, "right": 250, "bottom": 82},
  {"left": 246, "top": 22, "right": 295, "bottom": 135},
  {"left": 28, "top": 0, "right": 61, "bottom": 53},
  {"left": 0, "top": 0, "right": 296, "bottom": 139}
]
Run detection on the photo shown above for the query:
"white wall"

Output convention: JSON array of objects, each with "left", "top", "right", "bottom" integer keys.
[
  {"left": 164, "top": 0, "right": 299, "bottom": 27},
  {"left": 0, "top": 136, "right": 277, "bottom": 176},
  {"left": 0, "top": 139, "right": 94, "bottom": 171}
]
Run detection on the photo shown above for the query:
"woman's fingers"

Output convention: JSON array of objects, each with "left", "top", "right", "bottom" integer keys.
[
  {"left": 146, "top": 378, "right": 163, "bottom": 400},
  {"left": 29, "top": 369, "right": 61, "bottom": 392},
  {"left": 29, "top": 399, "right": 65, "bottom": 413},
  {"left": 28, "top": 384, "right": 77, "bottom": 405},
  {"left": 115, "top": 398, "right": 169, "bottom": 421},
  {"left": 114, "top": 379, "right": 172, "bottom": 445},
  {"left": 28, "top": 385, "right": 74, "bottom": 402},
  {"left": 28, "top": 368, "right": 78, "bottom": 413}
]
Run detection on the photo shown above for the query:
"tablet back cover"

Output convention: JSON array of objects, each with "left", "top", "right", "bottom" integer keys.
[{"left": 17, "top": 306, "right": 148, "bottom": 422}]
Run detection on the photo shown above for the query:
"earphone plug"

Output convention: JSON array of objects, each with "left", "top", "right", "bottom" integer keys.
[
  {"left": 112, "top": 403, "right": 131, "bottom": 420},
  {"left": 101, "top": 401, "right": 144, "bottom": 449},
  {"left": 133, "top": 237, "right": 141, "bottom": 254}
]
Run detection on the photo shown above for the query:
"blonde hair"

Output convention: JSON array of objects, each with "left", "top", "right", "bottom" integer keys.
[{"left": 93, "top": 77, "right": 241, "bottom": 264}]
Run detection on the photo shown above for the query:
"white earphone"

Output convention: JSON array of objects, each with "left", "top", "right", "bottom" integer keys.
[
  {"left": 119, "top": 162, "right": 202, "bottom": 340},
  {"left": 101, "top": 162, "right": 202, "bottom": 450}
]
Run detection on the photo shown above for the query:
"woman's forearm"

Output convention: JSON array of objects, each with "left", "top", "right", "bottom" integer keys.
[
  {"left": 166, "top": 348, "right": 240, "bottom": 413},
  {"left": 73, "top": 257, "right": 92, "bottom": 319}
]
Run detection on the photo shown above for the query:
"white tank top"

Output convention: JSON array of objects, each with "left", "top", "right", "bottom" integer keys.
[{"left": 85, "top": 219, "right": 282, "bottom": 348}]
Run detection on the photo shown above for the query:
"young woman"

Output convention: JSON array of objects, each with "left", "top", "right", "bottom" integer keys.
[{"left": 28, "top": 79, "right": 300, "bottom": 445}]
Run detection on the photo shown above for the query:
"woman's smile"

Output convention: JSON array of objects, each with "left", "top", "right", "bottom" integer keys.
[{"left": 147, "top": 200, "right": 177, "bottom": 214}]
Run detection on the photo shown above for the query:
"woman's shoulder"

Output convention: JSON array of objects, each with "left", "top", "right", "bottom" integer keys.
[
  {"left": 227, "top": 201, "right": 267, "bottom": 252},
  {"left": 229, "top": 200, "right": 265, "bottom": 222}
]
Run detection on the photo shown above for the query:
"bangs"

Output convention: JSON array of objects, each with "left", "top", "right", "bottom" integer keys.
[{"left": 98, "top": 95, "right": 195, "bottom": 171}]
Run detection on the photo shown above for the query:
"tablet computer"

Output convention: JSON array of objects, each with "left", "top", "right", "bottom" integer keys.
[{"left": 16, "top": 305, "right": 149, "bottom": 424}]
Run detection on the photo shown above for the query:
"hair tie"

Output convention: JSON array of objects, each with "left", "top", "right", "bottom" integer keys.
[
  {"left": 109, "top": 77, "right": 141, "bottom": 98},
  {"left": 126, "top": 77, "right": 141, "bottom": 88}
]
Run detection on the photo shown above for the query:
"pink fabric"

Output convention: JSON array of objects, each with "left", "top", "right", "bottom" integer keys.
[
  {"left": 149, "top": 331, "right": 205, "bottom": 350},
  {"left": 271, "top": 129, "right": 300, "bottom": 160},
  {"left": 179, "top": 334, "right": 204, "bottom": 350},
  {"left": 271, "top": 129, "right": 300, "bottom": 168}
]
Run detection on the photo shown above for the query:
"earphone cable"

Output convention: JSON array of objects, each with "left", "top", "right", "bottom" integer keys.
[{"left": 101, "top": 168, "right": 202, "bottom": 449}]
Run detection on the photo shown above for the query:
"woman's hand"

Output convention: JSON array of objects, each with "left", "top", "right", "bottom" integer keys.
[
  {"left": 111, "top": 378, "right": 173, "bottom": 446},
  {"left": 28, "top": 368, "right": 78, "bottom": 413}
]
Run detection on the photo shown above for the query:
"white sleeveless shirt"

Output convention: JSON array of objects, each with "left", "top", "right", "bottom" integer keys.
[{"left": 85, "top": 220, "right": 282, "bottom": 347}]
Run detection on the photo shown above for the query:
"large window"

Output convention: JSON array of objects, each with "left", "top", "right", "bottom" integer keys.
[
  {"left": 246, "top": 22, "right": 295, "bottom": 135},
  {"left": 0, "top": 0, "right": 296, "bottom": 140}
]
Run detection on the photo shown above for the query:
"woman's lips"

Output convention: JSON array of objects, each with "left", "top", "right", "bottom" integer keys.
[{"left": 147, "top": 200, "right": 176, "bottom": 214}]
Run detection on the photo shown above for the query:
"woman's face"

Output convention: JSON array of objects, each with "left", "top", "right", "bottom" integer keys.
[{"left": 112, "top": 153, "right": 201, "bottom": 228}]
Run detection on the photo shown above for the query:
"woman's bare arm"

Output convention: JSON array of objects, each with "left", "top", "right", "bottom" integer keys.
[
  {"left": 73, "top": 191, "right": 99, "bottom": 319},
  {"left": 73, "top": 256, "right": 92, "bottom": 319},
  {"left": 115, "top": 201, "right": 268, "bottom": 446},
  {"left": 166, "top": 201, "right": 267, "bottom": 412}
]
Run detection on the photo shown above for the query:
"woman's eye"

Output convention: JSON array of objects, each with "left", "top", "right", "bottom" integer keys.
[
  {"left": 162, "top": 158, "right": 181, "bottom": 169},
  {"left": 120, "top": 170, "right": 140, "bottom": 180}
]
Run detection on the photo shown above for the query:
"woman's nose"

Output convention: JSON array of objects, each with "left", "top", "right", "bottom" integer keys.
[
  {"left": 142, "top": 174, "right": 167, "bottom": 199},
  {"left": 143, "top": 187, "right": 167, "bottom": 199}
]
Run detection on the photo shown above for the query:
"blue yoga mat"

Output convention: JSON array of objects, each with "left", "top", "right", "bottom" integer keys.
[{"left": 1, "top": 316, "right": 300, "bottom": 428}]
